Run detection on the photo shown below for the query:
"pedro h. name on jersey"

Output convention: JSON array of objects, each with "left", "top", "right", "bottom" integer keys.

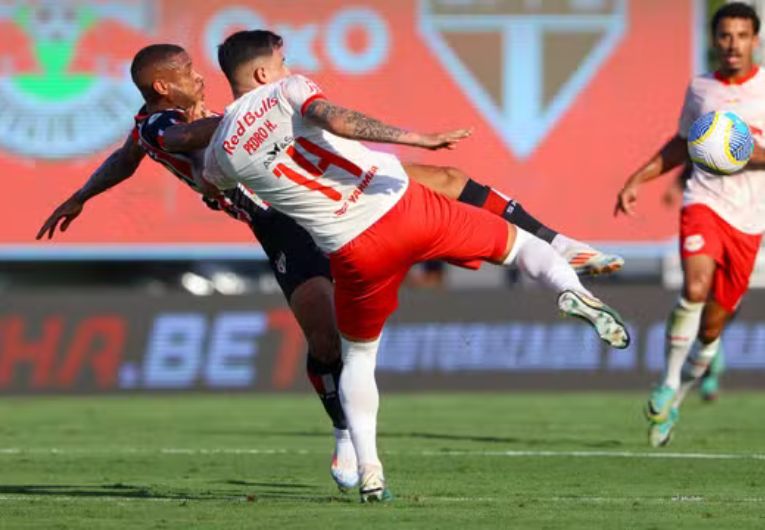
[{"left": 204, "top": 74, "right": 410, "bottom": 253}]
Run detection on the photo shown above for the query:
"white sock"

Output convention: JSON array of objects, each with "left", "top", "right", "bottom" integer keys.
[
  {"left": 339, "top": 336, "right": 382, "bottom": 473},
  {"left": 675, "top": 337, "right": 721, "bottom": 407},
  {"left": 662, "top": 297, "right": 704, "bottom": 390},
  {"left": 333, "top": 427, "right": 356, "bottom": 465},
  {"left": 504, "top": 227, "right": 589, "bottom": 295}
]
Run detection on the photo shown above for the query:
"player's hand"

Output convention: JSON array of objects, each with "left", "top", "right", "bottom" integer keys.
[
  {"left": 417, "top": 128, "right": 473, "bottom": 150},
  {"left": 614, "top": 185, "right": 639, "bottom": 217},
  {"left": 36, "top": 196, "right": 84, "bottom": 240},
  {"left": 185, "top": 100, "right": 215, "bottom": 122}
]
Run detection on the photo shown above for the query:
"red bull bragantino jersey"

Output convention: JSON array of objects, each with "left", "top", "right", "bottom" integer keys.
[
  {"left": 678, "top": 68, "right": 765, "bottom": 234},
  {"left": 204, "top": 74, "right": 409, "bottom": 253}
]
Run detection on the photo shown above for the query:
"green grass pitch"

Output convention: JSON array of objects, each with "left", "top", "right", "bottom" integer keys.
[{"left": 1, "top": 393, "right": 764, "bottom": 529}]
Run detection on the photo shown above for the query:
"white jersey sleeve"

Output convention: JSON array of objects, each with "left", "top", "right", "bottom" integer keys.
[
  {"left": 279, "top": 74, "right": 326, "bottom": 117},
  {"left": 677, "top": 85, "right": 699, "bottom": 139}
]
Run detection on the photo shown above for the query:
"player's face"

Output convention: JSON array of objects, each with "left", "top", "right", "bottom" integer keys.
[
  {"left": 164, "top": 52, "right": 206, "bottom": 108},
  {"left": 714, "top": 17, "right": 759, "bottom": 75}
]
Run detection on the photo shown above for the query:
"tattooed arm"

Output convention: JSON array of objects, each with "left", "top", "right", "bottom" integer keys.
[{"left": 303, "top": 99, "right": 471, "bottom": 150}]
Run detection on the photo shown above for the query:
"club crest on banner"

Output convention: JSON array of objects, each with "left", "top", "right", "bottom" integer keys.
[
  {"left": 0, "top": 0, "right": 151, "bottom": 159},
  {"left": 419, "top": 0, "right": 627, "bottom": 159}
]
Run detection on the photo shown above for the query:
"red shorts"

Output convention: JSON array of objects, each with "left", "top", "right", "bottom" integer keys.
[
  {"left": 330, "top": 180, "right": 509, "bottom": 339},
  {"left": 679, "top": 204, "right": 762, "bottom": 312}
]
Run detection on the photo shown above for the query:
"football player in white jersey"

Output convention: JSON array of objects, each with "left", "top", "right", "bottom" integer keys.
[
  {"left": 615, "top": 3, "right": 765, "bottom": 446},
  {"left": 205, "top": 29, "right": 630, "bottom": 501},
  {"left": 38, "top": 42, "right": 626, "bottom": 494}
]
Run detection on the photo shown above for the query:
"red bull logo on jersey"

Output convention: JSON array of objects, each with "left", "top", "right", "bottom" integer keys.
[
  {"left": 0, "top": 0, "right": 151, "bottom": 159},
  {"left": 223, "top": 97, "right": 279, "bottom": 155},
  {"left": 419, "top": 0, "right": 627, "bottom": 159}
]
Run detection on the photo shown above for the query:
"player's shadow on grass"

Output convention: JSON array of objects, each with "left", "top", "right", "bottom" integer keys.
[
  {"left": 0, "top": 483, "right": 354, "bottom": 504},
  {"left": 0, "top": 483, "right": 231, "bottom": 501},
  {"left": 233, "top": 429, "right": 623, "bottom": 448},
  {"left": 381, "top": 432, "right": 624, "bottom": 448}
]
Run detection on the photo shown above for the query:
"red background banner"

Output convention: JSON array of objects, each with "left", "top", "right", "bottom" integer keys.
[{"left": 1, "top": 0, "right": 695, "bottom": 252}]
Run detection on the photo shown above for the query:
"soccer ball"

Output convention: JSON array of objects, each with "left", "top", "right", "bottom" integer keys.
[{"left": 687, "top": 111, "right": 754, "bottom": 175}]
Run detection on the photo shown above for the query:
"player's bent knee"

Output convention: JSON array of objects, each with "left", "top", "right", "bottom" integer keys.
[
  {"left": 683, "top": 278, "right": 712, "bottom": 303},
  {"left": 307, "top": 330, "right": 341, "bottom": 364},
  {"left": 444, "top": 166, "right": 467, "bottom": 185},
  {"left": 430, "top": 166, "right": 468, "bottom": 198}
]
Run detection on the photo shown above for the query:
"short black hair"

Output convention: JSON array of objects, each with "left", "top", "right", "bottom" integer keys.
[
  {"left": 130, "top": 44, "right": 186, "bottom": 102},
  {"left": 217, "top": 30, "right": 283, "bottom": 84},
  {"left": 711, "top": 2, "right": 760, "bottom": 36}
]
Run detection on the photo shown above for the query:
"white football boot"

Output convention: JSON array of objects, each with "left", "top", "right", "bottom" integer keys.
[
  {"left": 558, "top": 290, "right": 630, "bottom": 349},
  {"left": 359, "top": 464, "right": 393, "bottom": 503},
  {"left": 562, "top": 245, "right": 624, "bottom": 276}
]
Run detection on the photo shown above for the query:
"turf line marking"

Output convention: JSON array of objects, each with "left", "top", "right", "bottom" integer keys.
[
  {"left": 1, "top": 448, "right": 765, "bottom": 461},
  {"left": 417, "top": 449, "right": 765, "bottom": 460},
  {"left": 420, "top": 495, "right": 765, "bottom": 504},
  {"left": 0, "top": 494, "right": 762, "bottom": 505}
]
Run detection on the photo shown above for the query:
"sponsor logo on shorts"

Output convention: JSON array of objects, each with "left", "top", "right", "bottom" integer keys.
[
  {"left": 684, "top": 234, "right": 705, "bottom": 253},
  {"left": 276, "top": 252, "right": 287, "bottom": 274}
]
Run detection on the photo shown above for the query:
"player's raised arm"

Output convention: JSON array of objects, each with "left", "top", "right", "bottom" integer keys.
[
  {"left": 303, "top": 98, "right": 471, "bottom": 151},
  {"left": 36, "top": 134, "right": 145, "bottom": 240},
  {"left": 614, "top": 135, "right": 688, "bottom": 217},
  {"left": 163, "top": 116, "right": 221, "bottom": 153},
  {"left": 160, "top": 99, "right": 222, "bottom": 153}
]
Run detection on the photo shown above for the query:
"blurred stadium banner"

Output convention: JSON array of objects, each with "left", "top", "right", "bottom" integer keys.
[
  {"left": 3, "top": 0, "right": 700, "bottom": 258},
  {"left": 1, "top": 286, "right": 764, "bottom": 394}
]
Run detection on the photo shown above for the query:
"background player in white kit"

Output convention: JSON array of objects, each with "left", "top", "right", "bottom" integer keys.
[
  {"left": 615, "top": 3, "right": 765, "bottom": 446},
  {"left": 205, "top": 30, "right": 630, "bottom": 501}
]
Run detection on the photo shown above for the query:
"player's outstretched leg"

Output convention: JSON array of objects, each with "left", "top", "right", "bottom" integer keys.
[
  {"left": 458, "top": 180, "right": 623, "bottom": 275},
  {"left": 405, "top": 163, "right": 624, "bottom": 276},
  {"left": 338, "top": 336, "right": 393, "bottom": 503},
  {"left": 504, "top": 227, "right": 630, "bottom": 349}
]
